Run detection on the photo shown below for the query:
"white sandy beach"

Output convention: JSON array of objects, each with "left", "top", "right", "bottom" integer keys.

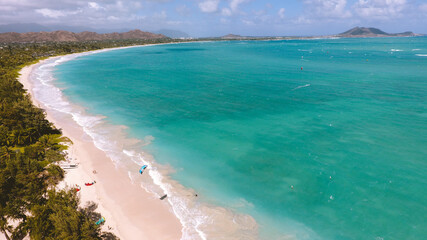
[{"left": 17, "top": 56, "right": 183, "bottom": 240}]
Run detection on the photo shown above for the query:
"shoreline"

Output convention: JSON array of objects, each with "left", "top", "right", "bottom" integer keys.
[
  {"left": 18, "top": 46, "right": 183, "bottom": 240},
  {"left": 18, "top": 43, "right": 260, "bottom": 240}
]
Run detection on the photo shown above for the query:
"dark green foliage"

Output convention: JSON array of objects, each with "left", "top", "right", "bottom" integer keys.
[
  {"left": 101, "top": 232, "right": 120, "bottom": 240},
  {"left": 28, "top": 190, "right": 102, "bottom": 240},
  {"left": 0, "top": 149, "right": 48, "bottom": 239},
  {"left": 0, "top": 96, "right": 58, "bottom": 147}
]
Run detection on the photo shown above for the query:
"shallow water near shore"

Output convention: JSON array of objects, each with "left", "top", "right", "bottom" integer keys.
[{"left": 37, "top": 38, "right": 427, "bottom": 239}]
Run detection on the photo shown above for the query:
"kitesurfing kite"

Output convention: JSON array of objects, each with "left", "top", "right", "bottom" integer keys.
[
  {"left": 139, "top": 165, "right": 148, "bottom": 174},
  {"left": 95, "top": 217, "right": 105, "bottom": 225},
  {"left": 85, "top": 181, "right": 96, "bottom": 186}
]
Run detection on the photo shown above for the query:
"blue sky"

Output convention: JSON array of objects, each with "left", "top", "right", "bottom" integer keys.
[{"left": 1, "top": 0, "right": 426, "bottom": 36}]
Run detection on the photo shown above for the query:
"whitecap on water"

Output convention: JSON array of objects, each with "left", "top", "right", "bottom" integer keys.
[{"left": 292, "top": 84, "right": 311, "bottom": 91}]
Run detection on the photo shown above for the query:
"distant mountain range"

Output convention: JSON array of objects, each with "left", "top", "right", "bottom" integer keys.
[
  {"left": 222, "top": 34, "right": 244, "bottom": 39},
  {"left": 0, "top": 30, "right": 166, "bottom": 43},
  {"left": 0, "top": 23, "right": 191, "bottom": 39},
  {"left": 155, "top": 29, "right": 190, "bottom": 38}
]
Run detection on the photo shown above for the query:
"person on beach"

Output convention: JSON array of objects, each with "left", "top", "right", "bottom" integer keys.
[{"left": 75, "top": 185, "right": 81, "bottom": 192}]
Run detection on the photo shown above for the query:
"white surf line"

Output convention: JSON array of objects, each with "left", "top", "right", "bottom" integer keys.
[{"left": 292, "top": 84, "right": 311, "bottom": 91}]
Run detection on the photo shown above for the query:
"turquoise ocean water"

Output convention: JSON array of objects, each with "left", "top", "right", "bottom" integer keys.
[{"left": 49, "top": 38, "right": 426, "bottom": 239}]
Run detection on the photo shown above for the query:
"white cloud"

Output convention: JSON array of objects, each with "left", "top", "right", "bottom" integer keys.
[
  {"left": 278, "top": 8, "right": 285, "bottom": 19},
  {"left": 154, "top": 10, "right": 167, "bottom": 19},
  {"left": 176, "top": 5, "right": 190, "bottom": 16},
  {"left": 112, "top": 1, "right": 126, "bottom": 12},
  {"left": 88, "top": 2, "right": 104, "bottom": 10},
  {"left": 230, "top": 0, "right": 248, "bottom": 12},
  {"left": 0, "top": 0, "right": 167, "bottom": 30},
  {"left": 132, "top": 1, "right": 142, "bottom": 9},
  {"left": 0, "top": 5, "right": 16, "bottom": 11},
  {"left": 253, "top": 9, "right": 265, "bottom": 16},
  {"left": 222, "top": 8, "right": 232, "bottom": 16},
  {"left": 251, "top": 9, "right": 270, "bottom": 24},
  {"left": 166, "top": 20, "right": 183, "bottom": 25},
  {"left": 242, "top": 19, "right": 254, "bottom": 25},
  {"left": 0, "top": 0, "right": 41, "bottom": 9},
  {"left": 198, "top": 0, "right": 220, "bottom": 13},
  {"left": 35, "top": 8, "right": 68, "bottom": 18},
  {"left": 353, "top": 0, "right": 407, "bottom": 20},
  {"left": 145, "top": 0, "right": 172, "bottom": 2},
  {"left": 220, "top": 0, "right": 250, "bottom": 16},
  {"left": 107, "top": 15, "right": 119, "bottom": 21},
  {"left": 303, "top": 0, "right": 352, "bottom": 19},
  {"left": 294, "top": 16, "right": 312, "bottom": 24}
]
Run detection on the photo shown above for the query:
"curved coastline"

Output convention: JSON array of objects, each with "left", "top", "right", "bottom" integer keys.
[
  {"left": 18, "top": 44, "right": 259, "bottom": 240},
  {"left": 18, "top": 46, "right": 183, "bottom": 240}
]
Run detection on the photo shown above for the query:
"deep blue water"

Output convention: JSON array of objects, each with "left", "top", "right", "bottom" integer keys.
[{"left": 53, "top": 38, "right": 427, "bottom": 240}]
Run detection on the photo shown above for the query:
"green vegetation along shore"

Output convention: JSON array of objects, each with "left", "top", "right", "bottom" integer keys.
[{"left": 0, "top": 38, "right": 184, "bottom": 240}]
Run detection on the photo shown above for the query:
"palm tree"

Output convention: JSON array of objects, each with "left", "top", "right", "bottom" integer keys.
[
  {"left": 0, "top": 147, "right": 14, "bottom": 161},
  {"left": 36, "top": 134, "right": 71, "bottom": 155}
]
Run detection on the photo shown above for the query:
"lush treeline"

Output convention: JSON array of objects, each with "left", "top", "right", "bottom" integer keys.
[{"left": 0, "top": 38, "right": 185, "bottom": 239}]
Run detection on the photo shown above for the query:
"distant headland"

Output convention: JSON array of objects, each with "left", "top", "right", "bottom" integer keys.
[
  {"left": 337, "top": 27, "right": 421, "bottom": 38},
  {"left": 220, "top": 27, "right": 424, "bottom": 40}
]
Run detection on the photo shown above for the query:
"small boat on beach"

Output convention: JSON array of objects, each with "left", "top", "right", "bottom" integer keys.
[{"left": 59, "top": 163, "right": 79, "bottom": 169}]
